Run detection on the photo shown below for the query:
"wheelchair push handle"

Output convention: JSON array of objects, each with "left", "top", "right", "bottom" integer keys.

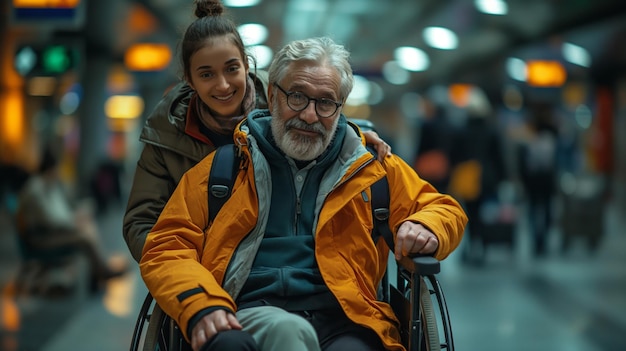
[{"left": 397, "top": 255, "right": 440, "bottom": 276}]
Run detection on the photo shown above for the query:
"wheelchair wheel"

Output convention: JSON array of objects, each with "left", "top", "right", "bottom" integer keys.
[
  {"left": 130, "top": 293, "right": 154, "bottom": 351},
  {"left": 130, "top": 293, "right": 188, "bottom": 351},
  {"left": 419, "top": 276, "right": 441, "bottom": 351}
]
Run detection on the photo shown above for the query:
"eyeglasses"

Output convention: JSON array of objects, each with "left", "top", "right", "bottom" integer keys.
[{"left": 274, "top": 83, "right": 342, "bottom": 118}]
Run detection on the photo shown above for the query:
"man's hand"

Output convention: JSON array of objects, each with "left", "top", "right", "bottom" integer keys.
[
  {"left": 362, "top": 130, "right": 392, "bottom": 161},
  {"left": 191, "top": 310, "right": 242, "bottom": 351},
  {"left": 395, "top": 221, "right": 439, "bottom": 260}
]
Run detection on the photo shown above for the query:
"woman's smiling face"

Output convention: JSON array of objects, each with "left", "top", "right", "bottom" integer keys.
[{"left": 187, "top": 35, "right": 249, "bottom": 118}]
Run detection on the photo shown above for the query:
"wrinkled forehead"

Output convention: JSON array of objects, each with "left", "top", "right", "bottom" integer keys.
[{"left": 282, "top": 61, "right": 341, "bottom": 95}]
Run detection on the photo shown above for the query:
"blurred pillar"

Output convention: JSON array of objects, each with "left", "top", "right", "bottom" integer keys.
[{"left": 75, "top": 0, "right": 124, "bottom": 198}]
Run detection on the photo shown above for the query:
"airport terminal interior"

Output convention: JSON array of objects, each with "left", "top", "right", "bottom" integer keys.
[{"left": 1, "top": 0, "right": 626, "bottom": 350}]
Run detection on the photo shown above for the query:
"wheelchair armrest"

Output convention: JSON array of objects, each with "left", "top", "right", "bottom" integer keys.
[{"left": 397, "top": 255, "right": 440, "bottom": 276}]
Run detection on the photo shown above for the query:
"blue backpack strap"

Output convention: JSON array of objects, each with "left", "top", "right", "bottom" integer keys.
[{"left": 208, "top": 144, "right": 239, "bottom": 223}]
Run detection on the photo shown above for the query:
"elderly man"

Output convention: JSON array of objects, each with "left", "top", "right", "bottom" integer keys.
[{"left": 140, "top": 36, "right": 467, "bottom": 351}]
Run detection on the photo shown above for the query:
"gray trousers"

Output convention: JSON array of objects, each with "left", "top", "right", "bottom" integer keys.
[
  {"left": 238, "top": 306, "right": 321, "bottom": 351},
  {"left": 237, "top": 306, "right": 384, "bottom": 351}
]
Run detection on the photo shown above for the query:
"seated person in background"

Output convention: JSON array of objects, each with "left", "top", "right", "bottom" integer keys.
[
  {"left": 16, "top": 147, "right": 128, "bottom": 292},
  {"left": 140, "top": 36, "right": 467, "bottom": 351}
]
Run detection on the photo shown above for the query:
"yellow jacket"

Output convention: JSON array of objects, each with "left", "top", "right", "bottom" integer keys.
[{"left": 140, "top": 113, "right": 467, "bottom": 350}]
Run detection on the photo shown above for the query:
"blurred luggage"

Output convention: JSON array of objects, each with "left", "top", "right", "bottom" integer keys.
[
  {"left": 558, "top": 173, "right": 607, "bottom": 253},
  {"left": 480, "top": 198, "right": 517, "bottom": 249},
  {"left": 462, "top": 181, "right": 519, "bottom": 263}
]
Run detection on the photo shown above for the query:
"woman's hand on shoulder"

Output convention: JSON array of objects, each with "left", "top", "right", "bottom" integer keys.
[{"left": 362, "top": 130, "right": 392, "bottom": 161}]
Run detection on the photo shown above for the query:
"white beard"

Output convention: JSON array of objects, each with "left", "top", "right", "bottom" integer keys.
[{"left": 270, "top": 106, "right": 338, "bottom": 161}]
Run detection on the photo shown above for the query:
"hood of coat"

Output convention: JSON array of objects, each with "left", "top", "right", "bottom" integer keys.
[
  {"left": 138, "top": 72, "right": 270, "bottom": 161},
  {"left": 234, "top": 109, "right": 378, "bottom": 187}
]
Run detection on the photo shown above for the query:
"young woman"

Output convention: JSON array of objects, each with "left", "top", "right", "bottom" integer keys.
[{"left": 123, "top": 0, "right": 391, "bottom": 263}]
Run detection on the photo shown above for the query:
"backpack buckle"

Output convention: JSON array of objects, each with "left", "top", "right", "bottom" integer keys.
[
  {"left": 374, "top": 208, "right": 389, "bottom": 221},
  {"left": 210, "top": 185, "right": 230, "bottom": 199}
]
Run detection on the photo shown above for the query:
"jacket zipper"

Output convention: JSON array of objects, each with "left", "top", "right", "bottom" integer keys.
[{"left": 295, "top": 196, "right": 301, "bottom": 236}]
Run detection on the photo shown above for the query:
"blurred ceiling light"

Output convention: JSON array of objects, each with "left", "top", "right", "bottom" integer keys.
[
  {"left": 346, "top": 75, "right": 371, "bottom": 105},
  {"left": 14, "top": 45, "right": 36, "bottom": 76},
  {"left": 247, "top": 45, "right": 273, "bottom": 69},
  {"left": 224, "top": 0, "right": 261, "bottom": 7},
  {"left": 475, "top": 0, "right": 508, "bottom": 15},
  {"left": 284, "top": 0, "right": 328, "bottom": 41},
  {"left": 288, "top": 0, "right": 328, "bottom": 12},
  {"left": 394, "top": 46, "right": 430, "bottom": 72},
  {"left": 326, "top": 15, "right": 357, "bottom": 44},
  {"left": 423, "top": 27, "right": 458, "bottom": 50},
  {"left": 382, "top": 60, "right": 410, "bottom": 85},
  {"left": 506, "top": 57, "right": 527, "bottom": 82},
  {"left": 238, "top": 23, "right": 268, "bottom": 46},
  {"left": 562, "top": 42, "right": 591, "bottom": 68}
]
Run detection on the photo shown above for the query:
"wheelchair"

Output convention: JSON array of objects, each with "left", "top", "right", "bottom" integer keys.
[
  {"left": 131, "top": 118, "right": 455, "bottom": 350},
  {"left": 130, "top": 255, "right": 454, "bottom": 351}
]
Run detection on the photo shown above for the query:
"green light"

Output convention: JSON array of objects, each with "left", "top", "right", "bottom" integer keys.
[{"left": 42, "top": 45, "right": 71, "bottom": 73}]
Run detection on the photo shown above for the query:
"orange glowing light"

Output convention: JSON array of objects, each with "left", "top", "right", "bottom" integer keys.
[
  {"left": 0, "top": 89, "right": 24, "bottom": 145},
  {"left": 124, "top": 44, "right": 172, "bottom": 72},
  {"left": 526, "top": 60, "right": 567, "bottom": 87},
  {"left": 128, "top": 4, "right": 157, "bottom": 33},
  {"left": 448, "top": 83, "right": 473, "bottom": 107}
]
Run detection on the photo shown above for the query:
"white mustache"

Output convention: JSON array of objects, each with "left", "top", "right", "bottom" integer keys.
[{"left": 285, "top": 119, "right": 325, "bottom": 136}]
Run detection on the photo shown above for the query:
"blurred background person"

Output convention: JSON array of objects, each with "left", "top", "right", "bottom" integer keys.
[
  {"left": 448, "top": 87, "right": 510, "bottom": 264},
  {"left": 413, "top": 97, "right": 455, "bottom": 193},
  {"left": 516, "top": 101, "right": 559, "bottom": 257},
  {"left": 15, "top": 146, "right": 128, "bottom": 293},
  {"left": 90, "top": 157, "right": 124, "bottom": 215}
]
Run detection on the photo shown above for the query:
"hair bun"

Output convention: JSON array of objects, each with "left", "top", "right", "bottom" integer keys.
[{"left": 194, "top": 0, "right": 224, "bottom": 18}]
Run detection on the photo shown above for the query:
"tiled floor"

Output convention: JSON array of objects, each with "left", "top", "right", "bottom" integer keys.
[{"left": 1, "top": 198, "right": 624, "bottom": 351}]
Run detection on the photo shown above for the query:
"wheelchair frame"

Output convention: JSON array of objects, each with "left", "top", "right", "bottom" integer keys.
[
  {"left": 130, "top": 256, "right": 454, "bottom": 351},
  {"left": 390, "top": 256, "right": 455, "bottom": 351}
]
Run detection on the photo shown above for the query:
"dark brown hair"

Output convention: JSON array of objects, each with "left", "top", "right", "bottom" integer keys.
[{"left": 181, "top": 0, "right": 249, "bottom": 80}]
